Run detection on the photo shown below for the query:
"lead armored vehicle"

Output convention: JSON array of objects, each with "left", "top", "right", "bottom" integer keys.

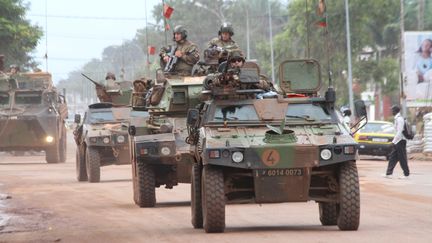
[
  {"left": 186, "top": 59, "right": 367, "bottom": 233},
  {"left": 128, "top": 71, "right": 204, "bottom": 207},
  {"left": 0, "top": 70, "right": 68, "bottom": 163}
]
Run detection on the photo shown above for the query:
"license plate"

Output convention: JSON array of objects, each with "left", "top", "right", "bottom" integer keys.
[
  {"left": 372, "top": 138, "right": 388, "bottom": 142},
  {"left": 256, "top": 168, "right": 303, "bottom": 177}
]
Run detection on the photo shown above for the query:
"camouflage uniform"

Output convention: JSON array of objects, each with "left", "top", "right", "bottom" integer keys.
[
  {"left": 207, "top": 37, "right": 239, "bottom": 51},
  {"left": 160, "top": 40, "right": 199, "bottom": 75}
]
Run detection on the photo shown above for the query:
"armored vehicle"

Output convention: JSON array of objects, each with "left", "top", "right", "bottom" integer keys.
[
  {"left": 74, "top": 103, "right": 143, "bottom": 182},
  {"left": 186, "top": 59, "right": 367, "bottom": 233},
  {"left": 0, "top": 71, "right": 68, "bottom": 163},
  {"left": 128, "top": 71, "right": 204, "bottom": 207}
]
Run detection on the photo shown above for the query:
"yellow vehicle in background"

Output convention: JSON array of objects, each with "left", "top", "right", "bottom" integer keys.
[{"left": 354, "top": 121, "right": 395, "bottom": 159}]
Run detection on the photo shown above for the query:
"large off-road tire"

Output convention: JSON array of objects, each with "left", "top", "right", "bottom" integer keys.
[
  {"left": 191, "top": 163, "right": 203, "bottom": 228},
  {"left": 86, "top": 147, "right": 101, "bottom": 183},
  {"left": 59, "top": 127, "right": 67, "bottom": 163},
  {"left": 45, "top": 142, "right": 60, "bottom": 163},
  {"left": 202, "top": 165, "right": 225, "bottom": 233},
  {"left": 337, "top": 161, "right": 360, "bottom": 230},
  {"left": 136, "top": 163, "right": 156, "bottom": 207},
  {"left": 76, "top": 147, "right": 87, "bottom": 181},
  {"left": 319, "top": 202, "right": 338, "bottom": 226}
]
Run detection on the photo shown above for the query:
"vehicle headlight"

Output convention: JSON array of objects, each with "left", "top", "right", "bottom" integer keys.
[
  {"left": 45, "top": 136, "right": 54, "bottom": 143},
  {"left": 103, "top": 137, "right": 110, "bottom": 144},
  {"left": 232, "top": 151, "right": 244, "bottom": 163},
  {"left": 320, "top": 149, "right": 332, "bottom": 160},
  {"left": 89, "top": 137, "right": 97, "bottom": 143},
  {"left": 116, "top": 135, "right": 125, "bottom": 143},
  {"left": 344, "top": 145, "right": 356, "bottom": 154},
  {"left": 160, "top": 146, "right": 171, "bottom": 156}
]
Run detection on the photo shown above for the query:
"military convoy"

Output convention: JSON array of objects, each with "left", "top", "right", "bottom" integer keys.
[
  {"left": 0, "top": 67, "right": 68, "bottom": 163},
  {"left": 185, "top": 59, "right": 366, "bottom": 233}
]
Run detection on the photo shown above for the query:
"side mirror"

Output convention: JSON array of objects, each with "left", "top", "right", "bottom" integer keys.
[
  {"left": 354, "top": 100, "right": 367, "bottom": 118},
  {"left": 74, "top": 114, "right": 81, "bottom": 124},
  {"left": 128, "top": 125, "right": 136, "bottom": 136},
  {"left": 187, "top": 109, "right": 199, "bottom": 127}
]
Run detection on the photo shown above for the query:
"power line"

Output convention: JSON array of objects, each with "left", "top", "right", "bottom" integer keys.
[{"left": 28, "top": 14, "right": 147, "bottom": 21}]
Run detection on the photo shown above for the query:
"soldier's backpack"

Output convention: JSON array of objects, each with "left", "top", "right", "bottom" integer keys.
[{"left": 403, "top": 119, "right": 414, "bottom": 140}]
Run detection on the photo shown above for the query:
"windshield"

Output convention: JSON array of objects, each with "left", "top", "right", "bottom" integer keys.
[
  {"left": 15, "top": 91, "right": 42, "bottom": 104},
  {"left": 88, "top": 111, "right": 115, "bottom": 123},
  {"left": 0, "top": 93, "right": 9, "bottom": 105},
  {"left": 286, "top": 103, "right": 331, "bottom": 121},
  {"left": 211, "top": 103, "right": 331, "bottom": 122},
  {"left": 360, "top": 122, "right": 395, "bottom": 134}
]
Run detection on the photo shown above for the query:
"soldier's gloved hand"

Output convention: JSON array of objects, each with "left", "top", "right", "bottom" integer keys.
[{"left": 175, "top": 50, "right": 183, "bottom": 58}]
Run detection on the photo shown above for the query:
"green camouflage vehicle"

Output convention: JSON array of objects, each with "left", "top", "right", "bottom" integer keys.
[
  {"left": 74, "top": 103, "right": 145, "bottom": 183},
  {"left": 128, "top": 71, "right": 204, "bottom": 207},
  {"left": 186, "top": 59, "right": 367, "bottom": 233},
  {"left": 0, "top": 71, "right": 68, "bottom": 163},
  {"left": 73, "top": 75, "right": 143, "bottom": 183}
]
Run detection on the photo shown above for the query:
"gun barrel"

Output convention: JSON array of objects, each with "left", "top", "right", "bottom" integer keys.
[{"left": 81, "top": 73, "right": 103, "bottom": 87}]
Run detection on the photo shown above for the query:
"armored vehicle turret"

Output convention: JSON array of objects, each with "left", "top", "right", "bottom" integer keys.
[
  {"left": 186, "top": 59, "right": 367, "bottom": 232},
  {"left": 0, "top": 71, "right": 68, "bottom": 163}
]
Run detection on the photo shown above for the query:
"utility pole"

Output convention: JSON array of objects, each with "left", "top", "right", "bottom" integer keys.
[
  {"left": 418, "top": 0, "right": 424, "bottom": 30},
  {"left": 344, "top": 0, "right": 355, "bottom": 116},
  {"left": 246, "top": 6, "right": 251, "bottom": 60},
  {"left": 400, "top": 0, "right": 407, "bottom": 116},
  {"left": 268, "top": 0, "right": 276, "bottom": 83}
]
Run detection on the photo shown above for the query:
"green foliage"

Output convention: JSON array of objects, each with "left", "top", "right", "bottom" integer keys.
[{"left": 0, "top": 0, "right": 42, "bottom": 69}]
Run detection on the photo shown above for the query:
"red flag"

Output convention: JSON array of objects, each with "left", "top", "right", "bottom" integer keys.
[
  {"left": 165, "top": 23, "right": 171, "bottom": 31},
  {"left": 147, "top": 46, "right": 156, "bottom": 55},
  {"left": 163, "top": 4, "right": 174, "bottom": 19},
  {"left": 317, "top": 17, "right": 327, "bottom": 27},
  {"left": 316, "top": 0, "right": 327, "bottom": 27}
]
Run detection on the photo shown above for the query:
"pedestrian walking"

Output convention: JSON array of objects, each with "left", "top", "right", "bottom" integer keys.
[{"left": 385, "top": 105, "right": 410, "bottom": 179}]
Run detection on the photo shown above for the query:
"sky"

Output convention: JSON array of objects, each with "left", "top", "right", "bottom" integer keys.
[{"left": 26, "top": 0, "right": 160, "bottom": 83}]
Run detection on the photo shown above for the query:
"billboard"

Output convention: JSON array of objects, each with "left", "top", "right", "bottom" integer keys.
[{"left": 404, "top": 32, "right": 432, "bottom": 107}]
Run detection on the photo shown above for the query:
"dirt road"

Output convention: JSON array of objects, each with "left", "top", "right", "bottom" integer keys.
[{"left": 1, "top": 133, "right": 432, "bottom": 242}]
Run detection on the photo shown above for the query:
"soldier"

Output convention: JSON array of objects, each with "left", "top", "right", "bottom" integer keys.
[
  {"left": 160, "top": 25, "right": 200, "bottom": 75},
  {"left": 206, "top": 22, "right": 240, "bottom": 64},
  {"left": 9, "top": 65, "right": 20, "bottom": 75},
  {"left": 131, "top": 79, "right": 150, "bottom": 107}
]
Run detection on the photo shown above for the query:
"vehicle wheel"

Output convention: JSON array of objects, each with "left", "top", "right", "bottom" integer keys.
[
  {"left": 86, "top": 147, "right": 101, "bottom": 183},
  {"left": 202, "top": 165, "right": 225, "bottom": 233},
  {"left": 45, "top": 142, "right": 60, "bottom": 163},
  {"left": 319, "top": 202, "right": 338, "bottom": 225},
  {"left": 76, "top": 147, "right": 87, "bottom": 181},
  {"left": 136, "top": 162, "right": 156, "bottom": 207},
  {"left": 191, "top": 163, "right": 203, "bottom": 228},
  {"left": 59, "top": 127, "right": 67, "bottom": 163},
  {"left": 337, "top": 161, "right": 360, "bottom": 230}
]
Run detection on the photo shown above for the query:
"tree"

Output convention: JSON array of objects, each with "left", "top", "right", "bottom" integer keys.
[{"left": 0, "top": 0, "right": 42, "bottom": 69}]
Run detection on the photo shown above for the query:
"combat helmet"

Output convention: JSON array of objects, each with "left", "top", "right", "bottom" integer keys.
[
  {"left": 173, "top": 25, "right": 188, "bottom": 40},
  {"left": 219, "top": 22, "right": 234, "bottom": 36}
]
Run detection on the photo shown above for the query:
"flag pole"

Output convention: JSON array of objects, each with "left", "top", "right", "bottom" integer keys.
[
  {"left": 145, "top": 0, "right": 150, "bottom": 76},
  {"left": 162, "top": 0, "right": 168, "bottom": 46}
]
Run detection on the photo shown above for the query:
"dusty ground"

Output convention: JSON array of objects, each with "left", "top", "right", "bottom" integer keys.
[{"left": 1, "top": 133, "right": 432, "bottom": 243}]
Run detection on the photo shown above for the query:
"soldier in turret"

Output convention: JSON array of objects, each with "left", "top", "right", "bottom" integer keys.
[
  {"left": 205, "top": 22, "right": 241, "bottom": 66},
  {"left": 160, "top": 25, "right": 200, "bottom": 75}
]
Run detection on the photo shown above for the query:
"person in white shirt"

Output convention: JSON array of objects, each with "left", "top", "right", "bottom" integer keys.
[{"left": 385, "top": 105, "right": 410, "bottom": 179}]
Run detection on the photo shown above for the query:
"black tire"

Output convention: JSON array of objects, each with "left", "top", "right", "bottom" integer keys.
[
  {"left": 202, "top": 165, "right": 225, "bottom": 233},
  {"left": 136, "top": 163, "right": 156, "bottom": 207},
  {"left": 76, "top": 147, "right": 87, "bottom": 181},
  {"left": 86, "top": 147, "right": 101, "bottom": 183},
  {"left": 319, "top": 202, "right": 338, "bottom": 225},
  {"left": 45, "top": 142, "right": 60, "bottom": 163},
  {"left": 191, "top": 163, "right": 203, "bottom": 228},
  {"left": 337, "top": 161, "right": 360, "bottom": 230},
  {"left": 59, "top": 127, "right": 67, "bottom": 163}
]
